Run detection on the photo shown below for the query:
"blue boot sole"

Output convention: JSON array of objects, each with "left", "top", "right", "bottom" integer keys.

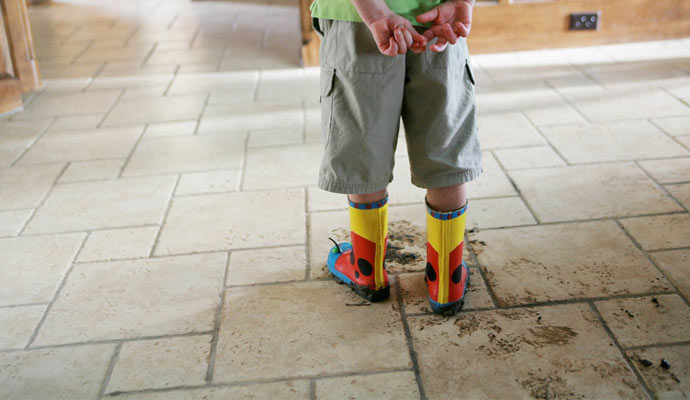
[{"left": 327, "top": 243, "right": 390, "bottom": 302}]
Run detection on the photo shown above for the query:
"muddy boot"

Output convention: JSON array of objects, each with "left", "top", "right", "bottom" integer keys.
[
  {"left": 425, "top": 198, "right": 470, "bottom": 316},
  {"left": 327, "top": 195, "right": 390, "bottom": 302}
]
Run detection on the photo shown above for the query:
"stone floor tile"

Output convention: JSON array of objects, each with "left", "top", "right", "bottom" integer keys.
[
  {"left": 117, "top": 381, "right": 310, "bottom": 399},
  {"left": 50, "top": 115, "right": 103, "bottom": 131},
  {"left": 315, "top": 371, "right": 419, "bottom": 400},
  {"left": 119, "top": 85, "right": 169, "bottom": 100},
  {"left": 399, "top": 270, "right": 493, "bottom": 315},
  {"left": 207, "top": 89, "right": 256, "bottom": 105},
  {"left": 307, "top": 187, "right": 347, "bottom": 212},
  {"left": 652, "top": 116, "right": 690, "bottom": 136},
  {"left": 101, "top": 95, "right": 207, "bottom": 127},
  {"left": 650, "top": 250, "right": 690, "bottom": 299},
  {"left": 559, "top": 85, "right": 689, "bottom": 122},
  {"left": 155, "top": 189, "right": 305, "bottom": 255},
  {"left": 243, "top": 144, "right": 321, "bottom": 190},
  {"left": 248, "top": 127, "right": 303, "bottom": 148},
  {"left": 16, "top": 90, "right": 120, "bottom": 120},
  {"left": 677, "top": 135, "right": 690, "bottom": 151},
  {"left": 523, "top": 103, "right": 587, "bottom": 126},
  {"left": 213, "top": 281, "right": 411, "bottom": 382},
  {"left": 106, "top": 335, "right": 212, "bottom": 393},
  {"left": 167, "top": 71, "right": 257, "bottom": 95},
  {"left": 466, "top": 151, "right": 516, "bottom": 198},
  {"left": 88, "top": 75, "right": 174, "bottom": 90},
  {"left": 619, "top": 214, "right": 690, "bottom": 250},
  {"left": 0, "top": 232, "right": 84, "bottom": 306},
  {"left": 0, "top": 344, "right": 116, "bottom": 400},
  {"left": 227, "top": 246, "right": 306, "bottom": 286},
  {"left": 638, "top": 157, "right": 690, "bottom": 183},
  {"left": 628, "top": 345, "right": 690, "bottom": 399},
  {"left": 0, "top": 163, "right": 64, "bottom": 209},
  {"left": 147, "top": 48, "right": 224, "bottom": 66},
  {"left": 466, "top": 197, "right": 537, "bottom": 230},
  {"left": 0, "top": 209, "right": 32, "bottom": 236},
  {"left": 18, "top": 126, "right": 142, "bottom": 165},
  {"left": 256, "top": 68, "right": 318, "bottom": 103},
  {"left": 0, "top": 305, "right": 46, "bottom": 350},
  {"left": 408, "top": 304, "right": 645, "bottom": 399},
  {"left": 77, "top": 226, "right": 159, "bottom": 262},
  {"left": 144, "top": 120, "right": 198, "bottom": 138},
  {"left": 0, "top": 119, "right": 52, "bottom": 151},
  {"left": 595, "top": 294, "right": 690, "bottom": 347},
  {"left": 583, "top": 61, "right": 688, "bottom": 85},
  {"left": 58, "top": 159, "right": 125, "bottom": 182},
  {"left": 475, "top": 85, "right": 567, "bottom": 116},
  {"left": 540, "top": 121, "right": 688, "bottom": 164},
  {"left": 309, "top": 205, "right": 471, "bottom": 279},
  {"left": 176, "top": 170, "right": 240, "bottom": 195},
  {"left": 476, "top": 112, "right": 546, "bottom": 149},
  {"left": 33, "top": 253, "right": 226, "bottom": 345},
  {"left": 493, "top": 146, "right": 566, "bottom": 170},
  {"left": 199, "top": 103, "right": 303, "bottom": 134},
  {"left": 471, "top": 221, "right": 672, "bottom": 306},
  {"left": 121, "top": 133, "right": 245, "bottom": 176},
  {"left": 41, "top": 62, "right": 106, "bottom": 80},
  {"left": 509, "top": 163, "right": 682, "bottom": 222},
  {"left": 24, "top": 176, "right": 176, "bottom": 234}
]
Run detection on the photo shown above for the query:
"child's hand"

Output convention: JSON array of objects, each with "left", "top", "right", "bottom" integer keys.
[
  {"left": 416, "top": 0, "right": 474, "bottom": 52},
  {"left": 367, "top": 13, "right": 428, "bottom": 56}
]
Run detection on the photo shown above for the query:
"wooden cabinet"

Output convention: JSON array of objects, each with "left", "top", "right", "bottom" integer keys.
[{"left": 0, "top": 0, "right": 41, "bottom": 115}]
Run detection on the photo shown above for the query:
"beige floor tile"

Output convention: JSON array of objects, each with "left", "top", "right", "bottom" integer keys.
[
  {"left": 0, "top": 119, "right": 52, "bottom": 151},
  {"left": 476, "top": 112, "right": 546, "bottom": 149},
  {"left": 0, "top": 344, "right": 116, "bottom": 400},
  {"left": 540, "top": 121, "right": 688, "bottom": 164},
  {"left": 466, "top": 197, "right": 537, "bottom": 230},
  {"left": 122, "top": 133, "right": 245, "bottom": 176},
  {"left": 472, "top": 221, "right": 672, "bottom": 306},
  {"left": 199, "top": 103, "right": 303, "bottom": 134},
  {"left": 255, "top": 68, "right": 319, "bottom": 103},
  {"left": 475, "top": 85, "right": 567, "bottom": 116},
  {"left": 523, "top": 103, "right": 587, "bottom": 126},
  {"left": 206, "top": 89, "right": 256, "bottom": 105},
  {"left": 399, "top": 269, "right": 493, "bottom": 314},
  {"left": 16, "top": 90, "right": 120, "bottom": 119},
  {"left": 0, "top": 232, "right": 84, "bottom": 306},
  {"left": 559, "top": 85, "right": 689, "bottom": 122},
  {"left": 33, "top": 253, "right": 226, "bottom": 345},
  {"left": 650, "top": 249, "right": 690, "bottom": 300},
  {"left": 408, "top": 304, "right": 645, "bottom": 399},
  {"left": 0, "top": 209, "right": 32, "bottom": 236},
  {"left": 595, "top": 294, "right": 690, "bottom": 347},
  {"left": 96, "top": 62, "right": 177, "bottom": 78},
  {"left": 628, "top": 345, "right": 690, "bottom": 399},
  {"left": 583, "top": 61, "right": 688, "bottom": 85},
  {"left": 315, "top": 371, "right": 419, "bottom": 400},
  {"left": 50, "top": 115, "right": 104, "bottom": 131},
  {"left": 58, "top": 159, "right": 125, "bottom": 182},
  {"left": 466, "top": 151, "right": 516, "bottom": 198},
  {"left": 227, "top": 246, "right": 306, "bottom": 285},
  {"left": 677, "top": 135, "right": 690, "bottom": 151},
  {"left": 146, "top": 48, "right": 224, "bottom": 66},
  {"left": 144, "top": 120, "right": 198, "bottom": 137},
  {"left": 40, "top": 62, "right": 106, "bottom": 80},
  {"left": 88, "top": 75, "right": 174, "bottom": 90},
  {"left": 0, "top": 305, "right": 46, "bottom": 350},
  {"left": 248, "top": 127, "right": 303, "bottom": 148},
  {"left": 24, "top": 176, "right": 176, "bottom": 234},
  {"left": 0, "top": 149, "right": 21, "bottom": 166},
  {"left": 619, "top": 214, "right": 690, "bottom": 250},
  {"left": 176, "top": 170, "right": 240, "bottom": 195},
  {"left": 509, "top": 163, "right": 682, "bottom": 222},
  {"left": 118, "top": 381, "right": 310, "bottom": 400},
  {"left": 652, "top": 116, "right": 690, "bottom": 136},
  {"left": 242, "top": 144, "right": 321, "bottom": 190},
  {"left": 101, "top": 95, "right": 207, "bottom": 127},
  {"left": 119, "top": 85, "right": 169, "bottom": 100},
  {"left": 307, "top": 187, "right": 347, "bottom": 212},
  {"left": 638, "top": 157, "right": 690, "bottom": 183},
  {"left": 106, "top": 335, "right": 212, "bottom": 393},
  {"left": 493, "top": 146, "right": 566, "bottom": 170},
  {"left": 77, "top": 226, "right": 159, "bottom": 262},
  {"left": 155, "top": 189, "right": 305, "bottom": 255},
  {"left": 18, "top": 126, "right": 142, "bottom": 165},
  {"left": 167, "top": 71, "right": 257, "bottom": 95},
  {"left": 309, "top": 205, "right": 471, "bottom": 279},
  {"left": 213, "top": 281, "right": 411, "bottom": 382}
]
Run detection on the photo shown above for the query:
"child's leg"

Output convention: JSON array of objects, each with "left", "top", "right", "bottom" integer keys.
[
  {"left": 426, "top": 183, "right": 467, "bottom": 212},
  {"left": 349, "top": 189, "right": 388, "bottom": 204}
]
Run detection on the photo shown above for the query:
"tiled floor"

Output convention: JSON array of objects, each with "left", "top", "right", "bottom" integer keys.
[{"left": 1, "top": 0, "right": 689, "bottom": 398}]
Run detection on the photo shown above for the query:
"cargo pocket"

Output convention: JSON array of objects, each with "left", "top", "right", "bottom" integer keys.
[
  {"left": 464, "top": 59, "right": 476, "bottom": 85},
  {"left": 320, "top": 67, "right": 336, "bottom": 148}
]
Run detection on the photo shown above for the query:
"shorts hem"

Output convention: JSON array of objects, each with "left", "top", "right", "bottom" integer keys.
[
  {"left": 318, "top": 177, "right": 390, "bottom": 194},
  {"left": 411, "top": 167, "right": 483, "bottom": 189}
]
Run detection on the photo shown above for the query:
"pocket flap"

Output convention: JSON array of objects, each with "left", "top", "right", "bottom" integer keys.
[
  {"left": 465, "top": 59, "right": 476, "bottom": 85},
  {"left": 320, "top": 67, "right": 335, "bottom": 97}
]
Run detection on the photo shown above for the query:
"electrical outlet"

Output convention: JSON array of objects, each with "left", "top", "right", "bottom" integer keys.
[{"left": 570, "top": 12, "right": 600, "bottom": 31}]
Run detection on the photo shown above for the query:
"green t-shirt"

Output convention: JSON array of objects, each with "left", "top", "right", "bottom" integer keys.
[{"left": 310, "top": 0, "right": 445, "bottom": 27}]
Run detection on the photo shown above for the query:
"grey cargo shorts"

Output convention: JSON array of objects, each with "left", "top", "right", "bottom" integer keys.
[{"left": 313, "top": 17, "right": 483, "bottom": 194}]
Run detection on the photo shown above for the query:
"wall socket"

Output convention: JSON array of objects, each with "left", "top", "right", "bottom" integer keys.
[{"left": 570, "top": 12, "right": 600, "bottom": 31}]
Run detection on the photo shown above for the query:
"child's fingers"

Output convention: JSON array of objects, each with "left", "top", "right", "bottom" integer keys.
[
  {"left": 402, "top": 28, "right": 414, "bottom": 47},
  {"left": 415, "top": 7, "right": 439, "bottom": 24},
  {"left": 394, "top": 29, "right": 407, "bottom": 54},
  {"left": 443, "top": 23, "right": 458, "bottom": 44},
  {"left": 408, "top": 28, "right": 427, "bottom": 48},
  {"left": 387, "top": 36, "right": 399, "bottom": 56},
  {"left": 455, "top": 22, "right": 471, "bottom": 37},
  {"left": 430, "top": 37, "right": 448, "bottom": 53}
]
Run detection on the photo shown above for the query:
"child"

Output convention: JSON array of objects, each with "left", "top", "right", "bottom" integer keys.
[{"left": 311, "top": 0, "right": 481, "bottom": 316}]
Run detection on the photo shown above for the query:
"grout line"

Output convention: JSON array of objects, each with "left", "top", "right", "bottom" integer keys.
[
  {"left": 394, "top": 275, "right": 427, "bottom": 400},
  {"left": 148, "top": 174, "right": 181, "bottom": 257},
  {"left": 632, "top": 160, "right": 690, "bottom": 214},
  {"left": 10, "top": 117, "right": 58, "bottom": 168},
  {"left": 205, "top": 252, "right": 230, "bottom": 383},
  {"left": 24, "top": 231, "right": 89, "bottom": 348},
  {"left": 0, "top": 302, "right": 50, "bottom": 309},
  {"left": 647, "top": 246, "right": 690, "bottom": 253},
  {"left": 520, "top": 110, "right": 571, "bottom": 166},
  {"left": 464, "top": 240, "right": 500, "bottom": 309},
  {"left": 588, "top": 302, "right": 656, "bottom": 400},
  {"left": 96, "top": 87, "right": 126, "bottom": 128},
  {"left": 16, "top": 162, "right": 70, "bottom": 236},
  {"left": 116, "top": 124, "right": 148, "bottom": 178},
  {"left": 626, "top": 339, "right": 690, "bottom": 351},
  {"left": 304, "top": 188, "right": 312, "bottom": 280},
  {"left": 488, "top": 149, "right": 542, "bottom": 224},
  {"left": 544, "top": 79, "right": 595, "bottom": 124},
  {"left": 237, "top": 131, "right": 250, "bottom": 191},
  {"left": 309, "top": 379, "right": 316, "bottom": 400},
  {"left": 99, "top": 342, "right": 122, "bottom": 398}
]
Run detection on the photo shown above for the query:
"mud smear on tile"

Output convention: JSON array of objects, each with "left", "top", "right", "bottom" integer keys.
[
  {"left": 385, "top": 221, "right": 426, "bottom": 273},
  {"left": 520, "top": 372, "right": 579, "bottom": 400}
]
